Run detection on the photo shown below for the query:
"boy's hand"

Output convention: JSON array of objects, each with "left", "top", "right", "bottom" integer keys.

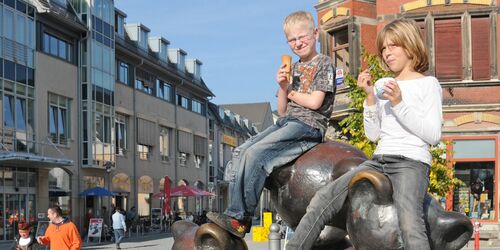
[
  {"left": 276, "top": 64, "right": 290, "bottom": 89},
  {"left": 382, "top": 80, "right": 402, "bottom": 106}
]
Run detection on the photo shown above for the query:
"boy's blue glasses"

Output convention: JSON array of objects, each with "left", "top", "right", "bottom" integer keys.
[{"left": 287, "top": 33, "right": 313, "bottom": 45}]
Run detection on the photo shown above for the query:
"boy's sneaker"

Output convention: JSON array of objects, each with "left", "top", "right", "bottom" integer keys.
[{"left": 207, "top": 212, "right": 251, "bottom": 238}]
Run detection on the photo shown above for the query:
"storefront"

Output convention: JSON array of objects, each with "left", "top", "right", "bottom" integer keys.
[
  {"left": 447, "top": 135, "right": 499, "bottom": 222},
  {"left": 0, "top": 168, "right": 37, "bottom": 240}
]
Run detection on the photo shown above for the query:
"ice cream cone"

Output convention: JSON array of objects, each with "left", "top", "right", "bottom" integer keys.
[{"left": 281, "top": 54, "right": 292, "bottom": 83}]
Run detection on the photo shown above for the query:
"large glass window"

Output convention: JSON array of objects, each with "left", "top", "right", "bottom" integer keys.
[
  {"left": 48, "top": 93, "right": 70, "bottom": 144},
  {"left": 4, "top": 8, "right": 14, "bottom": 40},
  {"left": 48, "top": 168, "right": 72, "bottom": 215},
  {"left": 15, "top": 97, "right": 26, "bottom": 130},
  {"left": 42, "top": 32, "right": 73, "bottom": 62},
  {"left": 450, "top": 137, "right": 498, "bottom": 221},
  {"left": 4, "top": 94, "right": 15, "bottom": 128},
  {"left": 115, "top": 113, "right": 127, "bottom": 155}
]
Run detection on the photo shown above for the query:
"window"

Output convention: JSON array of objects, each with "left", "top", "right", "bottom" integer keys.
[
  {"left": 115, "top": 14, "right": 125, "bottom": 38},
  {"left": 177, "top": 95, "right": 189, "bottom": 109},
  {"left": 192, "top": 100, "right": 202, "bottom": 114},
  {"left": 179, "top": 152, "right": 188, "bottom": 166},
  {"left": 135, "top": 79, "right": 152, "bottom": 94},
  {"left": 195, "top": 155, "right": 203, "bottom": 168},
  {"left": 434, "top": 19, "right": 462, "bottom": 80},
  {"left": 139, "top": 29, "right": 148, "bottom": 50},
  {"left": 42, "top": 33, "right": 73, "bottom": 62},
  {"left": 4, "top": 95, "right": 15, "bottom": 128},
  {"left": 92, "top": 15, "right": 114, "bottom": 48},
  {"left": 48, "top": 93, "right": 70, "bottom": 144},
  {"left": 471, "top": 17, "right": 491, "bottom": 80},
  {"left": 117, "top": 61, "right": 129, "bottom": 84},
  {"left": 449, "top": 138, "right": 498, "bottom": 221},
  {"left": 137, "top": 144, "right": 150, "bottom": 160},
  {"left": 330, "top": 28, "right": 349, "bottom": 73},
  {"left": 94, "top": 113, "right": 111, "bottom": 143},
  {"left": 160, "top": 42, "right": 168, "bottom": 62},
  {"left": 414, "top": 14, "right": 495, "bottom": 82},
  {"left": 156, "top": 79, "right": 172, "bottom": 102},
  {"left": 115, "top": 114, "right": 127, "bottom": 155},
  {"left": 159, "top": 127, "right": 170, "bottom": 161}
]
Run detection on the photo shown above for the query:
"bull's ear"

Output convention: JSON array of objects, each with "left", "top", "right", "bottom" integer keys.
[{"left": 194, "top": 223, "right": 248, "bottom": 250}]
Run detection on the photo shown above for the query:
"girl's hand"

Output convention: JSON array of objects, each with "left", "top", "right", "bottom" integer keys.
[
  {"left": 382, "top": 80, "right": 402, "bottom": 106},
  {"left": 276, "top": 64, "right": 290, "bottom": 89},
  {"left": 357, "top": 69, "right": 374, "bottom": 96}
]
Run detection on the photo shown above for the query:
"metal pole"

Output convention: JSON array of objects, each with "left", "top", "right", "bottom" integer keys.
[{"left": 269, "top": 223, "right": 281, "bottom": 250}]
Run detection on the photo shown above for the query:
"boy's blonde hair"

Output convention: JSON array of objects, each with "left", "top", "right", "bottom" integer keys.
[
  {"left": 376, "top": 19, "right": 429, "bottom": 73},
  {"left": 283, "top": 11, "right": 316, "bottom": 34}
]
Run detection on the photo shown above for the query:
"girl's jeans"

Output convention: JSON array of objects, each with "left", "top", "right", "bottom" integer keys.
[
  {"left": 287, "top": 155, "right": 431, "bottom": 250},
  {"left": 224, "top": 116, "right": 322, "bottom": 220}
]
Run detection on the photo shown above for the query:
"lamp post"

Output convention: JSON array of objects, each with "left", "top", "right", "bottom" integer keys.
[{"left": 104, "top": 161, "right": 113, "bottom": 220}]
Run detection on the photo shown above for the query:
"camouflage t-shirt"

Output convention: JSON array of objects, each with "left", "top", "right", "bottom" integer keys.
[{"left": 285, "top": 53, "right": 336, "bottom": 132}]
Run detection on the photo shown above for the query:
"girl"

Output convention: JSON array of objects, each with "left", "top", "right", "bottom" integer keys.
[{"left": 287, "top": 18, "right": 442, "bottom": 250}]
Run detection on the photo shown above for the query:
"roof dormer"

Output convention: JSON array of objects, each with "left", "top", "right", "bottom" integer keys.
[
  {"left": 149, "top": 36, "right": 170, "bottom": 63},
  {"left": 186, "top": 58, "right": 202, "bottom": 81},
  {"left": 124, "top": 23, "right": 150, "bottom": 51},
  {"left": 114, "top": 8, "right": 127, "bottom": 39},
  {"left": 168, "top": 48, "right": 187, "bottom": 73}
]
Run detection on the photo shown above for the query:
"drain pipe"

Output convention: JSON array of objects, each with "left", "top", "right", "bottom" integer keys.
[{"left": 132, "top": 58, "right": 144, "bottom": 210}]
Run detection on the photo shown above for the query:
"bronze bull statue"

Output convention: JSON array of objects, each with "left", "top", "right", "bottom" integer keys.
[{"left": 171, "top": 141, "right": 473, "bottom": 250}]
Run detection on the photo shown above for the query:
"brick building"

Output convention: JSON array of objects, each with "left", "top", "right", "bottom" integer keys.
[{"left": 316, "top": 0, "right": 500, "bottom": 233}]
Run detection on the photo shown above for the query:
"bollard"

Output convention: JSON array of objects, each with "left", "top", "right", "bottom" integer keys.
[
  {"left": 269, "top": 223, "right": 281, "bottom": 250},
  {"left": 474, "top": 220, "right": 480, "bottom": 250}
]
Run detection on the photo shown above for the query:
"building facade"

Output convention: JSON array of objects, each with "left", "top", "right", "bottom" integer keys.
[
  {"left": 316, "top": 0, "right": 500, "bottom": 232},
  {"left": 0, "top": 0, "right": 215, "bottom": 240},
  {"left": 207, "top": 102, "right": 263, "bottom": 213}
]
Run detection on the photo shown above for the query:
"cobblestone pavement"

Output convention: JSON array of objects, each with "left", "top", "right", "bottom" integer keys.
[
  {"left": 81, "top": 232, "right": 280, "bottom": 250},
  {"left": 0, "top": 231, "right": 493, "bottom": 250},
  {"left": 79, "top": 232, "right": 494, "bottom": 250}
]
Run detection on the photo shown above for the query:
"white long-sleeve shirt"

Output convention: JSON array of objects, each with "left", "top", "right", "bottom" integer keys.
[
  {"left": 363, "top": 76, "right": 443, "bottom": 165},
  {"left": 112, "top": 212, "right": 127, "bottom": 231}
]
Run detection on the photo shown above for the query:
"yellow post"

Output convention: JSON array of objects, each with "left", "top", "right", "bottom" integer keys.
[{"left": 252, "top": 211, "right": 273, "bottom": 242}]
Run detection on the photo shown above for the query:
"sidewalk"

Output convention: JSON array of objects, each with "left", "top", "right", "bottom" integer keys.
[
  {"left": 0, "top": 231, "right": 493, "bottom": 250},
  {"left": 81, "top": 231, "right": 278, "bottom": 250}
]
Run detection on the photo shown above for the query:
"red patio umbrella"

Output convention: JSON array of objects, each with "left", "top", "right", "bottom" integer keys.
[{"left": 152, "top": 185, "right": 215, "bottom": 198}]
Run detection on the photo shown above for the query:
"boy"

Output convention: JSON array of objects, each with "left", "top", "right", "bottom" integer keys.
[{"left": 207, "top": 11, "right": 336, "bottom": 238}]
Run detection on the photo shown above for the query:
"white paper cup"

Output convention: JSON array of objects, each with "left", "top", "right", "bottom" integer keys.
[{"left": 373, "top": 77, "right": 395, "bottom": 100}]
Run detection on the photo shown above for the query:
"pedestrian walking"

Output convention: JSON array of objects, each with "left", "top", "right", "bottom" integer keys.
[{"left": 112, "top": 207, "right": 127, "bottom": 249}]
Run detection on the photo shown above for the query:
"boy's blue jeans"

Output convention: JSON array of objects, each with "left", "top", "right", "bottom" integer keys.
[
  {"left": 224, "top": 116, "right": 322, "bottom": 220},
  {"left": 287, "top": 155, "right": 431, "bottom": 250}
]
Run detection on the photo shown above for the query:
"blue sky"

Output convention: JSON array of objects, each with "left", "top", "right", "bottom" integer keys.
[{"left": 115, "top": 0, "right": 317, "bottom": 110}]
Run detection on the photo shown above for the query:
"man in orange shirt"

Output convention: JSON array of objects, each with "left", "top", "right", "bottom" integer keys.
[{"left": 37, "top": 206, "right": 82, "bottom": 250}]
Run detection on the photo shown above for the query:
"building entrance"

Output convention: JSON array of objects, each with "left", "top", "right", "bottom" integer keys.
[
  {"left": 0, "top": 193, "right": 36, "bottom": 240},
  {"left": 0, "top": 168, "right": 37, "bottom": 241}
]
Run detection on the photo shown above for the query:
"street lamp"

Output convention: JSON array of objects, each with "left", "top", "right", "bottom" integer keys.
[{"left": 104, "top": 161, "right": 114, "bottom": 221}]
